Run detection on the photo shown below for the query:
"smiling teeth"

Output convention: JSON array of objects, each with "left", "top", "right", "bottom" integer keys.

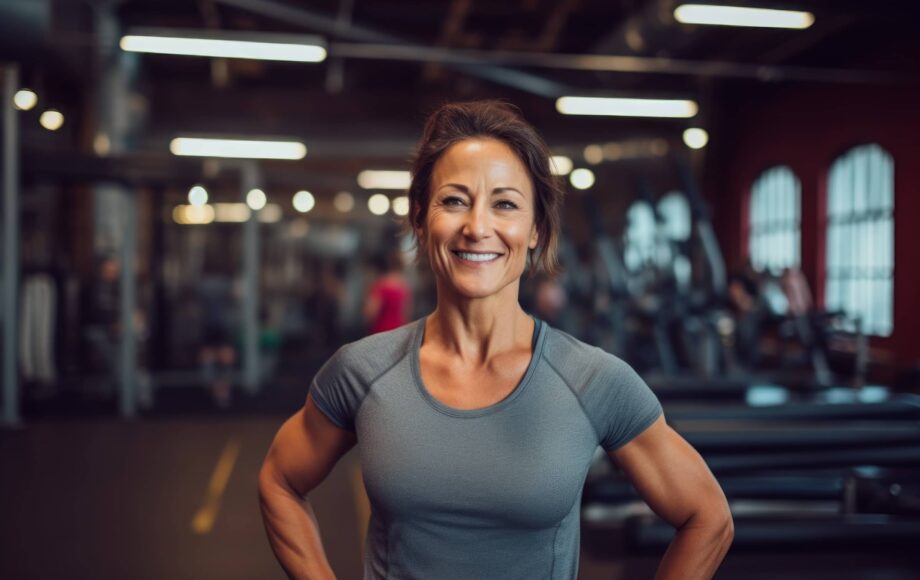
[{"left": 456, "top": 252, "right": 499, "bottom": 262}]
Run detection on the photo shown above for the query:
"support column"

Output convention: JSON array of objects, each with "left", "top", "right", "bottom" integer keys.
[
  {"left": 241, "top": 162, "right": 261, "bottom": 394},
  {"left": 2, "top": 65, "right": 21, "bottom": 427},
  {"left": 118, "top": 189, "right": 137, "bottom": 417}
]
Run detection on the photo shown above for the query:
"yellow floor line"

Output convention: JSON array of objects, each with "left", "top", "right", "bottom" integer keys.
[
  {"left": 191, "top": 437, "right": 241, "bottom": 535},
  {"left": 351, "top": 463, "right": 371, "bottom": 551}
]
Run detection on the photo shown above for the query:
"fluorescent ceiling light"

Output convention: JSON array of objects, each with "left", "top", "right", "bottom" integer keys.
[
  {"left": 120, "top": 29, "right": 326, "bottom": 62},
  {"left": 358, "top": 170, "right": 411, "bottom": 190},
  {"left": 556, "top": 96, "right": 698, "bottom": 119},
  {"left": 169, "top": 137, "right": 306, "bottom": 160},
  {"left": 674, "top": 4, "right": 814, "bottom": 29}
]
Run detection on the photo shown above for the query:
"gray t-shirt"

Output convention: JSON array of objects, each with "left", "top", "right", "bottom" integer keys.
[{"left": 310, "top": 316, "right": 662, "bottom": 580}]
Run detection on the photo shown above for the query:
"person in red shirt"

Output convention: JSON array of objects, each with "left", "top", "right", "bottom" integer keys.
[{"left": 364, "top": 249, "right": 413, "bottom": 334}]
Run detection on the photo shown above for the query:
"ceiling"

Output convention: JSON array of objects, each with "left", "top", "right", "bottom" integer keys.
[{"left": 4, "top": 0, "right": 920, "bottom": 201}]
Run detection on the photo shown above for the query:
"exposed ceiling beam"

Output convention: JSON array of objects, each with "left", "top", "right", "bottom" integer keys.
[
  {"left": 328, "top": 42, "right": 918, "bottom": 84},
  {"left": 215, "top": 0, "right": 567, "bottom": 97}
]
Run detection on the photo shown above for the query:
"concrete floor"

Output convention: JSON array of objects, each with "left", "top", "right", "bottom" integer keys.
[{"left": 0, "top": 415, "right": 622, "bottom": 580}]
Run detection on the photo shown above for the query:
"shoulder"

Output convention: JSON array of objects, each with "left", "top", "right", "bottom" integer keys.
[
  {"left": 541, "top": 324, "right": 635, "bottom": 395},
  {"left": 318, "top": 318, "right": 420, "bottom": 385}
]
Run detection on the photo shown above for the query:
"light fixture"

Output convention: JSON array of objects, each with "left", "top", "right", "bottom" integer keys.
[
  {"left": 334, "top": 191, "right": 355, "bottom": 213},
  {"left": 368, "top": 194, "right": 390, "bottom": 216},
  {"left": 169, "top": 137, "right": 306, "bottom": 160},
  {"left": 173, "top": 204, "right": 216, "bottom": 225},
  {"left": 674, "top": 4, "right": 814, "bottom": 29},
  {"left": 392, "top": 196, "right": 410, "bottom": 216},
  {"left": 357, "top": 170, "right": 411, "bottom": 190},
  {"left": 569, "top": 169, "right": 595, "bottom": 190},
  {"left": 683, "top": 128, "right": 709, "bottom": 150},
  {"left": 549, "top": 155, "right": 573, "bottom": 176},
  {"left": 247, "top": 188, "right": 267, "bottom": 211},
  {"left": 120, "top": 29, "right": 327, "bottom": 62},
  {"left": 13, "top": 89, "right": 37, "bottom": 111},
  {"left": 39, "top": 109, "right": 64, "bottom": 131},
  {"left": 556, "top": 96, "right": 698, "bottom": 119},
  {"left": 293, "top": 190, "right": 315, "bottom": 213},
  {"left": 213, "top": 203, "right": 251, "bottom": 223},
  {"left": 583, "top": 145, "right": 604, "bottom": 165},
  {"left": 188, "top": 185, "right": 208, "bottom": 206}
]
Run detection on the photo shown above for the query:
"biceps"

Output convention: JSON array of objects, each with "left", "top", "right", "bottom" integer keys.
[
  {"left": 262, "top": 397, "right": 357, "bottom": 497},
  {"left": 609, "top": 417, "right": 726, "bottom": 528}
]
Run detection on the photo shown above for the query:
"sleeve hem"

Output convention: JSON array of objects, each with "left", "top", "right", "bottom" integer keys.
[
  {"left": 602, "top": 406, "right": 663, "bottom": 452},
  {"left": 311, "top": 391, "right": 356, "bottom": 432}
]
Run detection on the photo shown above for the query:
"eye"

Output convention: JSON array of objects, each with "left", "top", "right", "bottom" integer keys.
[
  {"left": 496, "top": 200, "right": 520, "bottom": 210},
  {"left": 442, "top": 196, "right": 466, "bottom": 206}
]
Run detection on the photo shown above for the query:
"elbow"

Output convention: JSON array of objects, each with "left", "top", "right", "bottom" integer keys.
[{"left": 715, "top": 507, "right": 735, "bottom": 550}]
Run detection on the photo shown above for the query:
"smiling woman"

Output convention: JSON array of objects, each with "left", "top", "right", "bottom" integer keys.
[{"left": 258, "top": 100, "right": 732, "bottom": 580}]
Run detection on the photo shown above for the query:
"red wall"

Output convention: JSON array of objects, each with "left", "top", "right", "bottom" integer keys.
[{"left": 710, "top": 83, "right": 920, "bottom": 367}]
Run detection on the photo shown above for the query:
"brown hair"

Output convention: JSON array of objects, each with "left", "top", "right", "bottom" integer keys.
[{"left": 407, "top": 100, "right": 564, "bottom": 278}]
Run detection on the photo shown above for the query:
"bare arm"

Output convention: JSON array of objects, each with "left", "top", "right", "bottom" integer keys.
[
  {"left": 609, "top": 416, "right": 733, "bottom": 580},
  {"left": 258, "top": 395, "right": 357, "bottom": 580}
]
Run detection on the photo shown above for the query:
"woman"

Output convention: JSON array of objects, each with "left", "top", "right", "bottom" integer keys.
[
  {"left": 363, "top": 249, "right": 413, "bottom": 335},
  {"left": 259, "top": 101, "right": 733, "bottom": 579}
]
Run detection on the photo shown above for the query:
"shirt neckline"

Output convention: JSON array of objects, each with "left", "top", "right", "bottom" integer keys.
[{"left": 410, "top": 314, "right": 547, "bottom": 419}]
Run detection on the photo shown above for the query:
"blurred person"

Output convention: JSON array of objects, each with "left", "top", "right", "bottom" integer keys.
[
  {"left": 363, "top": 249, "right": 413, "bottom": 335},
  {"left": 197, "top": 253, "right": 237, "bottom": 408},
  {"left": 258, "top": 101, "right": 732, "bottom": 580},
  {"left": 82, "top": 255, "right": 122, "bottom": 399}
]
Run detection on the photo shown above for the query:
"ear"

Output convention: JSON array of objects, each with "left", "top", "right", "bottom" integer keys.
[{"left": 528, "top": 224, "right": 539, "bottom": 250}]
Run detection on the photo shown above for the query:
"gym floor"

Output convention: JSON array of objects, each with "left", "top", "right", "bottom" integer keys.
[{"left": 2, "top": 346, "right": 916, "bottom": 580}]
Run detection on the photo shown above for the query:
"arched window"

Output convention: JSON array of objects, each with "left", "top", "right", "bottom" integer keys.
[
  {"left": 624, "top": 201, "right": 656, "bottom": 271},
  {"left": 749, "top": 166, "right": 801, "bottom": 274},
  {"left": 825, "top": 144, "right": 894, "bottom": 336}
]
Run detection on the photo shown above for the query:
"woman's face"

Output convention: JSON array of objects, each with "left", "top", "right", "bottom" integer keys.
[{"left": 420, "top": 138, "right": 539, "bottom": 300}]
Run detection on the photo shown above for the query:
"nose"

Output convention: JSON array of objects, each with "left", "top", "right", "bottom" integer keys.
[{"left": 462, "top": 202, "right": 491, "bottom": 240}]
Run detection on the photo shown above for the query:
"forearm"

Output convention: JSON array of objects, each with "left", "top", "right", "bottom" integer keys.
[
  {"left": 654, "top": 515, "right": 733, "bottom": 580},
  {"left": 259, "top": 477, "right": 337, "bottom": 580}
]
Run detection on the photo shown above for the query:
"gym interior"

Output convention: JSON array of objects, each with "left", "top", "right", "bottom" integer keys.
[{"left": 1, "top": 1, "right": 919, "bottom": 578}]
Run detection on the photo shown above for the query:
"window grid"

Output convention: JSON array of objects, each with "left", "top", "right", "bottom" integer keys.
[
  {"left": 825, "top": 143, "right": 894, "bottom": 337},
  {"left": 749, "top": 166, "right": 801, "bottom": 274}
]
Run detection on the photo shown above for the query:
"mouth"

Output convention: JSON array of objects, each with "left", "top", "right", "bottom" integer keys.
[{"left": 451, "top": 250, "right": 503, "bottom": 264}]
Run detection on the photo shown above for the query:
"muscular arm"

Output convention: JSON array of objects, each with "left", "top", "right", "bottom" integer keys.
[
  {"left": 609, "top": 416, "right": 733, "bottom": 580},
  {"left": 258, "top": 395, "right": 357, "bottom": 580}
]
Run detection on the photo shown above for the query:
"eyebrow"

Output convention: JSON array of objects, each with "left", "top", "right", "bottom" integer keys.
[{"left": 437, "top": 183, "right": 525, "bottom": 197}]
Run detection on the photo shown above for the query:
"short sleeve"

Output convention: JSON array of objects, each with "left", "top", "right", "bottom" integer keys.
[
  {"left": 308, "top": 346, "right": 367, "bottom": 432},
  {"left": 588, "top": 354, "right": 663, "bottom": 451}
]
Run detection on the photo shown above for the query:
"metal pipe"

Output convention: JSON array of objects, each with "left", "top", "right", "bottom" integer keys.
[
  {"left": 328, "top": 42, "right": 916, "bottom": 85},
  {"left": 216, "top": 0, "right": 566, "bottom": 96},
  {"left": 2, "top": 64, "right": 21, "bottom": 427}
]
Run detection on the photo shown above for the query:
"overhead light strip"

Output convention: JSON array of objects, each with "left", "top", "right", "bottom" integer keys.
[
  {"left": 674, "top": 4, "right": 815, "bottom": 29},
  {"left": 357, "top": 170, "right": 412, "bottom": 190},
  {"left": 120, "top": 29, "right": 327, "bottom": 62},
  {"left": 169, "top": 137, "right": 307, "bottom": 160},
  {"left": 556, "top": 96, "right": 698, "bottom": 118}
]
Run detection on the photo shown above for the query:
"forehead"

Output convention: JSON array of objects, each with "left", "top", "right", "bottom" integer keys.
[{"left": 431, "top": 138, "right": 533, "bottom": 190}]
